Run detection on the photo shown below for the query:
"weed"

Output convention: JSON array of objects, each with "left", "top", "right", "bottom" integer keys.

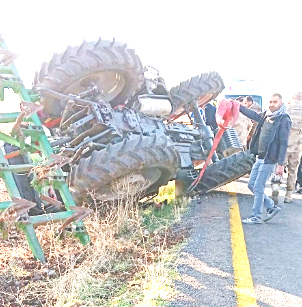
[{"left": 154, "top": 181, "right": 175, "bottom": 204}]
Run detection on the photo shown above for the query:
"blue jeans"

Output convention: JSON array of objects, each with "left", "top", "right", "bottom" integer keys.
[{"left": 248, "top": 159, "right": 276, "bottom": 218}]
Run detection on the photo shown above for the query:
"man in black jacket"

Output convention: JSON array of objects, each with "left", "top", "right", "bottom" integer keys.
[
  {"left": 204, "top": 102, "right": 218, "bottom": 130},
  {"left": 238, "top": 93, "right": 292, "bottom": 224}
]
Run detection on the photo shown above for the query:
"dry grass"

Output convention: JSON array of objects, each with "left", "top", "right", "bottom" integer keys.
[{"left": 0, "top": 176, "right": 191, "bottom": 306}]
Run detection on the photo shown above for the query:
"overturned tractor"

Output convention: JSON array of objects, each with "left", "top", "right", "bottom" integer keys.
[{"left": 34, "top": 38, "right": 255, "bottom": 203}]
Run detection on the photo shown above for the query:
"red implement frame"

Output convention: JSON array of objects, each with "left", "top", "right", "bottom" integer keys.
[{"left": 187, "top": 99, "right": 240, "bottom": 192}]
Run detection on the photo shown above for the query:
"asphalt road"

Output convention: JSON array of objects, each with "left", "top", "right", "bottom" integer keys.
[{"left": 170, "top": 177, "right": 302, "bottom": 307}]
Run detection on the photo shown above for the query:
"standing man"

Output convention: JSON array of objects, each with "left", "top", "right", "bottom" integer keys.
[
  {"left": 204, "top": 101, "right": 218, "bottom": 130},
  {"left": 243, "top": 96, "right": 262, "bottom": 112},
  {"left": 244, "top": 96, "right": 262, "bottom": 146},
  {"left": 282, "top": 92, "right": 302, "bottom": 202},
  {"left": 237, "top": 94, "right": 291, "bottom": 224},
  {"left": 233, "top": 97, "right": 252, "bottom": 149}
]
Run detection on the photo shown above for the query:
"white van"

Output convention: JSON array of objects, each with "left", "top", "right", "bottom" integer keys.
[{"left": 223, "top": 79, "right": 263, "bottom": 110}]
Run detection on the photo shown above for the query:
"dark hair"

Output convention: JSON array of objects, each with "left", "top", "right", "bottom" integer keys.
[
  {"left": 245, "top": 96, "right": 253, "bottom": 102},
  {"left": 235, "top": 96, "right": 244, "bottom": 102},
  {"left": 272, "top": 93, "right": 282, "bottom": 100}
]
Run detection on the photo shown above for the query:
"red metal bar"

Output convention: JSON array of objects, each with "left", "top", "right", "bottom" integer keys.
[
  {"left": 5, "top": 150, "right": 21, "bottom": 160},
  {"left": 188, "top": 99, "right": 239, "bottom": 192}
]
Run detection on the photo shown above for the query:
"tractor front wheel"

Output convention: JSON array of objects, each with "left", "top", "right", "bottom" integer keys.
[{"left": 177, "top": 150, "right": 256, "bottom": 195}]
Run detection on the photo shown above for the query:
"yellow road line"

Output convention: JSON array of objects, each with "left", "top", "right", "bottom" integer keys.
[{"left": 227, "top": 182, "right": 258, "bottom": 307}]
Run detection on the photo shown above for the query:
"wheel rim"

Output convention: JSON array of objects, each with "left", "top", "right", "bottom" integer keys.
[{"left": 64, "top": 70, "right": 126, "bottom": 102}]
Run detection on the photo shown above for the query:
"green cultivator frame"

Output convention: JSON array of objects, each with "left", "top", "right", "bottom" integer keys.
[{"left": 0, "top": 36, "right": 91, "bottom": 263}]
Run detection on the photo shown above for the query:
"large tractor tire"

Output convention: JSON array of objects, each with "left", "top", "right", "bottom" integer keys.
[
  {"left": 69, "top": 134, "right": 181, "bottom": 204},
  {"left": 34, "top": 38, "right": 144, "bottom": 117},
  {"left": 169, "top": 71, "right": 225, "bottom": 120},
  {"left": 178, "top": 151, "right": 255, "bottom": 195}
]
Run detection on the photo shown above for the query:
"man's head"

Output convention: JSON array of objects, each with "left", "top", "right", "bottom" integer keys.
[
  {"left": 269, "top": 93, "right": 283, "bottom": 112},
  {"left": 235, "top": 96, "right": 244, "bottom": 104},
  {"left": 243, "top": 96, "right": 253, "bottom": 108}
]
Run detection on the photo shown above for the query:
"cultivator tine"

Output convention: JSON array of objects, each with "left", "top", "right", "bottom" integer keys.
[
  {"left": 59, "top": 206, "right": 92, "bottom": 232},
  {"left": 11, "top": 111, "right": 25, "bottom": 134},
  {"left": 8, "top": 197, "right": 36, "bottom": 218},
  {"left": 20, "top": 101, "right": 44, "bottom": 119},
  {"left": 0, "top": 49, "right": 18, "bottom": 66},
  {"left": 11, "top": 101, "right": 44, "bottom": 136},
  {"left": 39, "top": 194, "right": 64, "bottom": 208}
]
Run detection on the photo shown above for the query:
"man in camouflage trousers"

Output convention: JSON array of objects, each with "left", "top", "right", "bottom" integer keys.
[
  {"left": 233, "top": 97, "right": 252, "bottom": 149},
  {"left": 282, "top": 92, "right": 302, "bottom": 203},
  {"left": 244, "top": 96, "right": 262, "bottom": 145}
]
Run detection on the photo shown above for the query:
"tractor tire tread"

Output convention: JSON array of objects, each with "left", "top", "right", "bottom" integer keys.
[
  {"left": 170, "top": 71, "right": 225, "bottom": 119},
  {"left": 70, "top": 134, "right": 181, "bottom": 204},
  {"left": 34, "top": 39, "right": 144, "bottom": 117},
  {"left": 192, "top": 150, "right": 256, "bottom": 194}
]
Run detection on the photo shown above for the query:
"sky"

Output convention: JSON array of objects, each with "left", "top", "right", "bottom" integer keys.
[{"left": 0, "top": 0, "right": 301, "bottom": 110}]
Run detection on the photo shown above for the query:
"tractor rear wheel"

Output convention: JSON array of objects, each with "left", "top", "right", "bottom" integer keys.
[
  {"left": 34, "top": 38, "right": 144, "bottom": 117},
  {"left": 69, "top": 134, "right": 181, "bottom": 204}
]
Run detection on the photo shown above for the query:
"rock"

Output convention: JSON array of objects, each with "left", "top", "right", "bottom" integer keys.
[
  {"left": 48, "top": 269, "right": 56, "bottom": 277},
  {"left": 7, "top": 294, "right": 15, "bottom": 302},
  {"left": 33, "top": 271, "right": 42, "bottom": 281},
  {"left": 42, "top": 268, "right": 56, "bottom": 277}
]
